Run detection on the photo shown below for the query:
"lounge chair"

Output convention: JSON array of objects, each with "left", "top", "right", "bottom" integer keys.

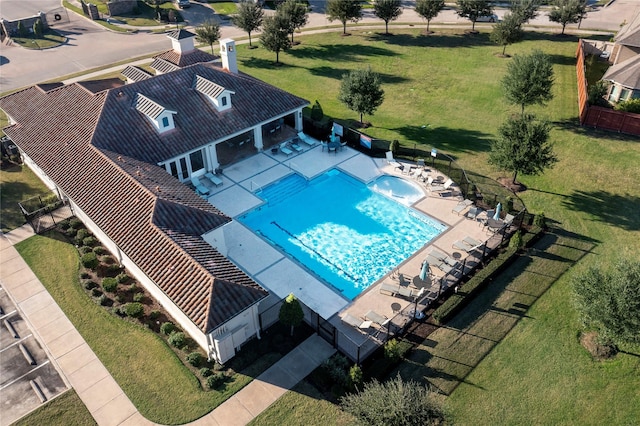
[
  {"left": 290, "top": 141, "right": 303, "bottom": 153},
  {"left": 431, "top": 178, "right": 454, "bottom": 193},
  {"left": 364, "top": 310, "right": 389, "bottom": 326},
  {"left": 191, "top": 177, "right": 209, "bottom": 195},
  {"left": 204, "top": 172, "right": 223, "bottom": 187},
  {"left": 453, "top": 237, "right": 484, "bottom": 253},
  {"left": 465, "top": 206, "right": 482, "bottom": 220},
  {"left": 429, "top": 249, "right": 458, "bottom": 267},
  {"left": 379, "top": 282, "right": 414, "bottom": 298},
  {"left": 452, "top": 199, "right": 474, "bottom": 215},
  {"left": 297, "top": 131, "right": 316, "bottom": 146},
  {"left": 385, "top": 151, "right": 404, "bottom": 171},
  {"left": 280, "top": 142, "right": 293, "bottom": 156},
  {"left": 464, "top": 236, "right": 483, "bottom": 247},
  {"left": 341, "top": 313, "right": 372, "bottom": 333}
]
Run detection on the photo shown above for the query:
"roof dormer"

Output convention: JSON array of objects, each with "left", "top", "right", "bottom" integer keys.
[
  {"left": 134, "top": 93, "right": 177, "bottom": 133},
  {"left": 194, "top": 75, "right": 235, "bottom": 112}
]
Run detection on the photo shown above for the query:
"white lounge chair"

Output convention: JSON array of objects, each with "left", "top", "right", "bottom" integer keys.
[
  {"left": 452, "top": 199, "right": 473, "bottom": 215},
  {"left": 431, "top": 178, "right": 454, "bottom": 193},
  {"left": 204, "top": 172, "right": 223, "bottom": 187},
  {"left": 385, "top": 151, "right": 404, "bottom": 171},
  {"left": 191, "top": 177, "right": 209, "bottom": 195},
  {"left": 341, "top": 314, "right": 372, "bottom": 333},
  {"left": 465, "top": 206, "right": 482, "bottom": 220},
  {"left": 453, "top": 237, "right": 483, "bottom": 253},
  {"left": 380, "top": 282, "right": 414, "bottom": 298},
  {"left": 297, "top": 131, "right": 316, "bottom": 146},
  {"left": 280, "top": 142, "right": 293, "bottom": 156},
  {"left": 364, "top": 310, "right": 389, "bottom": 326},
  {"left": 290, "top": 141, "right": 303, "bottom": 153}
]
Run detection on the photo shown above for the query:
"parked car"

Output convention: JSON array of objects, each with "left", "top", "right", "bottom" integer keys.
[
  {"left": 476, "top": 14, "right": 499, "bottom": 23},
  {"left": 178, "top": 0, "right": 190, "bottom": 9}
]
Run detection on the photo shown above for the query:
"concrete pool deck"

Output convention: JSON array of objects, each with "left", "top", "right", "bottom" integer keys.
[{"left": 206, "top": 138, "right": 496, "bottom": 345}]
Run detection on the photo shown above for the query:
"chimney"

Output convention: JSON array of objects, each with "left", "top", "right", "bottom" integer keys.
[
  {"left": 169, "top": 29, "right": 195, "bottom": 54},
  {"left": 220, "top": 38, "right": 238, "bottom": 74}
]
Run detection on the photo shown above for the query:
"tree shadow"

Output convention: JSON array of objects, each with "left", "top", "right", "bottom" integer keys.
[
  {"left": 364, "top": 30, "right": 495, "bottom": 48},
  {"left": 286, "top": 43, "right": 397, "bottom": 62},
  {"left": 386, "top": 125, "right": 494, "bottom": 156},
  {"left": 306, "top": 65, "right": 409, "bottom": 83},
  {"left": 562, "top": 190, "right": 640, "bottom": 231},
  {"left": 239, "top": 57, "right": 299, "bottom": 70}
]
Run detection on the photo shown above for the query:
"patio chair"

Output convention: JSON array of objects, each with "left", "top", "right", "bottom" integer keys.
[
  {"left": 280, "top": 142, "right": 293, "bottom": 156},
  {"left": 452, "top": 199, "right": 474, "bottom": 215},
  {"left": 297, "top": 131, "right": 316, "bottom": 146},
  {"left": 465, "top": 206, "right": 482, "bottom": 220},
  {"left": 430, "top": 178, "right": 454, "bottom": 193},
  {"left": 380, "top": 282, "right": 414, "bottom": 299},
  {"left": 204, "top": 172, "right": 223, "bottom": 187},
  {"left": 385, "top": 151, "right": 403, "bottom": 171},
  {"left": 364, "top": 310, "right": 389, "bottom": 326},
  {"left": 463, "top": 236, "right": 483, "bottom": 247},
  {"left": 341, "top": 313, "right": 372, "bottom": 333},
  {"left": 191, "top": 177, "right": 209, "bottom": 195},
  {"left": 289, "top": 141, "right": 303, "bottom": 153},
  {"left": 429, "top": 248, "right": 458, "bottom": 267},
  {"left": 453, "top": 236, "right": 483, "bottom": 253}
]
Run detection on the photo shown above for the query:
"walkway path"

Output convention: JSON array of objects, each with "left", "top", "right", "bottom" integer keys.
[{"left": 0, "top": 224, "right": 335, "bottom": 426}]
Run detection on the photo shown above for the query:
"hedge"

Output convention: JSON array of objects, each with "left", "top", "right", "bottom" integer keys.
[{"left": 432, "top": 226, "right": 543, "bottom": 324}]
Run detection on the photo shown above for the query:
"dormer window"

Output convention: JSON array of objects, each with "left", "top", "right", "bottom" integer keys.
[
  {"left": 194, "top": 75, "right": 235, "bottom": 112},
  {"left": 134, "top": 93, "right": 177, "bottom": 133}
]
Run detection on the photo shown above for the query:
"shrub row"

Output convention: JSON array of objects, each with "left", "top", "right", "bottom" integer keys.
[{"left": 432, "top": 226, "right": 544, "bottom": 324}]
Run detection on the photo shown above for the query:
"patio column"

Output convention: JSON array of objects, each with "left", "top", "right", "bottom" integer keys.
[
  {"left": 253, "top": 127, "right": 264, "bottom": 151},
  {"left": 207, "top": 144, "right": 220, "bottom": 170},
  {"left": 294, "top": 109, "right": 303, "bottom": 131}
]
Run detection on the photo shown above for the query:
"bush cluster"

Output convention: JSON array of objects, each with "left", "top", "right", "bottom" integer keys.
[
  {"left": 133, "top": 292, "right": 144, "bottom": 303},
  {"left": 81, "top": 252, "right": 99, "bottom": 269},
  {"left": 168, "top": 331, "right": 187, "bottom": 348},
  {"left": 206, "top": 373, "right": 225, "bottom": 390},
  {"left": 322, "top": 354, "right": 350, "bottom": 387},
  {"left": 160, "top": 322, "right": 175, "bottom": 335},
  {"left": 186, "top": 352, "right": 204, "bottom": 367},
  {"left": 69, "top": 218, "right": 83, "bottom": 229},
  {"left": 83, "top": 236, "right": 98, "bottom": 247},
  {"left": 93, "top": 246, "right": 107, "bottom": 255},
  {"left": 102, "top": 277, "right": 118, "bottom": 293},
  {"left": 75, "top": 229, "right": 89, "bottom": 244},
  {"left": 124, "top": 302, "right": 144, "bottom": 318},
  {"left": 84, "top": 280, "right": 98, "bottom": 290},
  {"left": 200, "top": 367, "right": 213, "bottom": 378},
  {"left": 116, "top": 273, "right": 130, "bottom": 284}
]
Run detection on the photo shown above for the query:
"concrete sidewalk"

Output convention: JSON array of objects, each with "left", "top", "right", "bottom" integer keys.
[{"left": 0, "top": 225, "right": 335, "bottom": 425}]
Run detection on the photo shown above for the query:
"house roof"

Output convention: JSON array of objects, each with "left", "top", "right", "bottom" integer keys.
[
  {"left": 167, "top": 29, "right": 196, "bottom": 41},
  {"left": 615, "top": 11, "right": 640, "bottom": 48},
  {"left": 151, "top": 58, "right": 181, "bottom": 74},
  {"left": 0, "top": 77, "right": 269, "bottom": 332},
  {"left": 122, "top": 65, "right": 153, "bottom": 83},
  {"left": 153, "top": 48, "right": 218, "bottom": 68},
  {"left": 94, "top": 62, "right": 309, "bottom": 164},
  {"left": 602, "top": 54, "right": 640, "bottom": 90}
]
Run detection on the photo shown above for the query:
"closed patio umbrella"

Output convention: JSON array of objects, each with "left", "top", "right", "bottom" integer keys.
[
  {"left": 419, "top": 260, "right": 429, "bottom": 281},
  {"left": 493, "top": 203, "right": 502, "bottom": 220}
]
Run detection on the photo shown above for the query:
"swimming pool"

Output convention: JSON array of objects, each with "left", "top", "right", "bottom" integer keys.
[
  {"left": 368, "top": 175, "right": 425, "bottom": 206},
  {"left": 238, "top": 170, "right": 447, "bottom": 300}
]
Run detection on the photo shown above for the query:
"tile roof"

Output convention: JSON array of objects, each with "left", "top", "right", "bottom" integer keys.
[
  {"left": 153, "top": 48, "right": 218, "bottom": 68},
  {"left": 195, "top": 75, "right": 228, "bottom": 98},
  {"left": 92, "top": 63, "right": 309, "bottom": 164},
  {"left": 151, "top": 58, "right": 181, "bottom": 74},
  {"left": 134, "top": 93, "right": 172, "bottom": 119},
  {"left": 76, "top": 78, "right": 125, "bottom": 94},
  {"left": 167, "top": 29, "right": 196, "bottom": 40},
  {"left": 0, "top": 81, "right": 268, "bottom": 332},
  {"left": 122, "top": 65, "right": 153, "bottom": 82}
]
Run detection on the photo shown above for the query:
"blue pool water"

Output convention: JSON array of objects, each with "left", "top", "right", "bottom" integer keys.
[{"left": 238, "top": 170, "right": 447, "bottom": 300}]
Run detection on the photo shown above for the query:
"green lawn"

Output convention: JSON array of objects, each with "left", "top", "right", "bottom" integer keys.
[
  {"left": 12, "top": 390, "right": 96, "bottom": 426},
  {"left": 0, "top": 163, "right": 50, "bottom": 232},
  {"left": 11, "top": 30, "right": 66, "bottom": 49},
  {"left": 240, "top": 29, "right": 640, "bottom": 423},
  {"left": 14, "top": 233, "right": 257, "bottom": 425}
]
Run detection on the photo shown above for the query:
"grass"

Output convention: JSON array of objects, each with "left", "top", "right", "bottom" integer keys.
[
  {"left": 11, "top": 30, "right": 66, "bottom": 49},
  {"left": 14, "top": 232, "right": 257, "bottom": 425},
  {"left": 209, "top": 1, "right": 237, "bottom": 16},
  {"left": 240, "top": 29, "right": 640, "bottom": 423},
  {"left": 12, "top": 390, "right": 96, "bottom": 426},
  {"left": 0, "top": 163, "right": 51, "bottom": 232}
]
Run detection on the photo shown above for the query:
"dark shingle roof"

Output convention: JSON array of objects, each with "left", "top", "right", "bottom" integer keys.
[
  {"left": 92, "top": 63, "right": 308, "bottom": 164},
  {"left": 167, "top": 29, "right": 196, "bottom": 40},
  {"left": 151, "top": 58, "right": 181, "bottom": 74},
  {"left": 602, "top": 55, "right": 640, "bottom": 90},
  {"left": 0, "top": 80, "right": 269, "bottom": 332},
  {"left": 616, "top": 11, "right": 640, "bottom": 48}
]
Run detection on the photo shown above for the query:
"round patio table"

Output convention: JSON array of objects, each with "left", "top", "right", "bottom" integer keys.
[{"left": 391, "top": 302, "right": 401, "bottom": 313}]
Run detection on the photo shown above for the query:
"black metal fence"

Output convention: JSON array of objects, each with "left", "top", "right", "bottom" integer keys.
[{"left": 19, "top": 192, "right": 73, "bottom": 234}]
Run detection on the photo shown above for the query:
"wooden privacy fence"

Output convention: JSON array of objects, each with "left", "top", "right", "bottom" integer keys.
[{"left": 576, "top": 40, "right": 640, "bottom": 136}]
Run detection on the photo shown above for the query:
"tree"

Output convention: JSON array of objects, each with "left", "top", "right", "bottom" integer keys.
[
  {"left": 341, "top": 374, "right": 447, "bottom": 426},
  {"left": 326, "top": 0, "right": 363, "bottom": 35},
  {"left": 260, "top": 14, "right": 291, "bottom": 63},
  {"left": 373, "top": 0, "right": 403, "bottom": 35},
  {"left": 279, "top": 293, "right": 304, "bottom": 336},
  {"left": 456, "top": 0, "right": 493, "bottom": 32},
  {"left": 278, "top": 0, "right": 309, "bottom": 44},
  {"left": 501, "top": 49, "right": 554, "bottom": 114},
  {"left": 548, "top": 0, "right": 586, "bottom": 35},
  {"left": 510, "top": 0, "right": 539, "bottom": 25},
  {"left": 573, "top": 259, "right": 640, "bottom": 346},
  {"left": 195, "top": 21, "right": 221, "bottom": 55},
  {"left": 490, "top": 13, "right": 523, "bottom": 56},
  {"left": 488, "top": 113, "right": 557, "bottom": 184},
  {"left": 415, "top": 0, "right": 445, "bottom": 34},
  {"left": 232, "top": 0, "right": 264, "bottom": 47},
  {"left": 338, "top": 68, "right": 385, "bottom": 125}
]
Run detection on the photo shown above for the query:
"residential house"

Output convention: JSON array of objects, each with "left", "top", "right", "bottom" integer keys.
[
  {"left": 0, "top": 38, "right": 309, "bottom": 363},
  {"left": 601, "top": 12, "right": 640, "bottom": 102}
]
